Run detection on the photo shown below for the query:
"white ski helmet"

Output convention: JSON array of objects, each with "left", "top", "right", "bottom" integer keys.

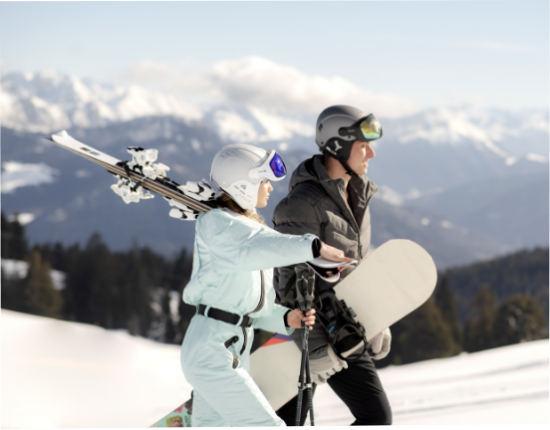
[{"left": 210, "top": 144, "right": 287, "bottom": 210}]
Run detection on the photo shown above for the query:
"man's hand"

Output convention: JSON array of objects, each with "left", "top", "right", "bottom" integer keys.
[
  {"left": 309, "top": 345, "right": 348, "bottom": 384},
  {"left": 286, "top": 309, "right": 316, "bottom": 330},
  {"left": 319, "top": 243, "right": 354, "bottom": 264},
  {"left": 367, "top": 327, "right": 392, "bottom": 360}
]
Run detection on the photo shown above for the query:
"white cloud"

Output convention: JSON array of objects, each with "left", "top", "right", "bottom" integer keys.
[
  {"left": 120, "top": 57, "right": 418, "bottom": 118},
  {"left": 1, "top": 162, "right": 59, "bottom": 193}
]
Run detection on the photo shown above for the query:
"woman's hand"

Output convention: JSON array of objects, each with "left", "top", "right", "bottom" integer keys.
[
  {"left": 286, "top": 309, "right": 316, "bottom": 330},
  {"left": 320, "top": 243, "right": 354, "bottom": 264}
]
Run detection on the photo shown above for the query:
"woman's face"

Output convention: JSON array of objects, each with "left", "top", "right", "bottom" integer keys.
[{"left": 256, "top": 180, "right": 273, "bottom": 208}]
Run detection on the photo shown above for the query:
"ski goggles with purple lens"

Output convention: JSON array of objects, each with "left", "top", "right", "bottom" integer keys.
[
  {"left": 338, "top": 114, "right": 383, "bottom": 142},
  {"left": 248, "top": 150, "right": 287, "bottom": 182}
]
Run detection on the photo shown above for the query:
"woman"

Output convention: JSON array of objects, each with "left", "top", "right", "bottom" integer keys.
[{"left": 181, "top": 143, "right": 351, "bottom": 426}]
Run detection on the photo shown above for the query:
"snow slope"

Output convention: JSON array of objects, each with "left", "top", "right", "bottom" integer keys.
[
  {"left": 315, "top": 342, "right": 549, "bottom": 425},
  {"left": 2, "top": 310, "right": 548, "bottom": 428}
]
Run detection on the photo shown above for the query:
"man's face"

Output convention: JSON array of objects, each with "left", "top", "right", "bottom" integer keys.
[{"left": 347, "top": 140, "right": 376, "bottom": 176}]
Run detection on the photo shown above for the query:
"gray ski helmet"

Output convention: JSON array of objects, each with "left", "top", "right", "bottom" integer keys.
[{"left": 315, "top": 105, "right": 382, "bottom": 163}]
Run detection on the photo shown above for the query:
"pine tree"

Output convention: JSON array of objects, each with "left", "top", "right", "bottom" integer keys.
[
  {"left": 162, "top": 283, "right": 176, "bottom": 343},
  {"left": 492, "top": 294, "right": 548, "bottom": 347},
  {"left": 0, "top": 266, "right": 8, "bottom": 308},
  {"left": 11, "top": 215, "right": 28, "bottom": 260},
  {"left": 65, "top": 233, "right": 115, "bottom": 326},
  {"left": 1, "top": 211, "right": 10, "bottom": 258},
  {"left": 23, "top": 250, "right": 63, "bottom": 318},
  {"left": 396, "top": 297, "right": 457, "bottom": 364},
  {"left": 435, "top": 275, "right": 463, "bottom": 354},
  {"left": 463, "top": 284, "right": 498, "bottom": 352}
]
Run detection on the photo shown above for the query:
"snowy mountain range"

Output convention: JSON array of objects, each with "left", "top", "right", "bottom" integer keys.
[
  {"left": 3, "top": 70, "right": 548, "bottom": 157},
  {"left": 1, "top": 70, "right": 548, "bottom": 267}
]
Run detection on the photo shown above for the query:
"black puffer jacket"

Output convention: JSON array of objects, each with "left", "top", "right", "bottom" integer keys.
[{"left": 272, "top": 154, "right": 377, "bottom": 353}]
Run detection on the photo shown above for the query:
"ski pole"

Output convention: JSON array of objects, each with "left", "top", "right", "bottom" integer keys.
[
  {"left": 294, "top": 265, "right": 315, "bottom": 426},
  {"left": 295, "top": 268, "right": 306, "bottom": 425},
  {"left": 305, "top": 268, "right": 315, "bottom": 426}
]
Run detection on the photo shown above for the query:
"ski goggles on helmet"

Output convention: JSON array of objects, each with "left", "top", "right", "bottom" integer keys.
[
  {"left": 248, "top": 150, "right": 287, "bottom": 181},
  {"left": 338, "top": 114, "right": 383, "bottom": 142}
]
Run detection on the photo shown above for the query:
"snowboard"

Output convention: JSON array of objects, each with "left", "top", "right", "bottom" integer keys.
[{"left": 150, "top": 238, "right": 437, "bottom": 427}]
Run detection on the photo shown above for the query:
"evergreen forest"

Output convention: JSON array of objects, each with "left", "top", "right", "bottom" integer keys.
[{"left": 2, "top": 212, "right": 548, "bottom": 366}]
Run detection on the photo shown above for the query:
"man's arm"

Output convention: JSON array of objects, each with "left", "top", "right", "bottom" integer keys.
[{"left": 272, "top": 189, "right": 324, "bottom": 305}]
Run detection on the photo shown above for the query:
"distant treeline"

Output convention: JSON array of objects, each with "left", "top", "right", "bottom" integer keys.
[
  {"left": 1, "top": 212, "right": 194, "bottom": 344},
  {"left": 2, "top": 212, "right": 548, "bottom": 366}
]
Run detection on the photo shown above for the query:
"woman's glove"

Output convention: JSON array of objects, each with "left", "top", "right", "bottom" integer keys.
[
  {"left": 367, "top": 327, "right": 392, "bottom": 360},
  {"left": 309, "top": 345, "right": 348, "bottom": 384}
]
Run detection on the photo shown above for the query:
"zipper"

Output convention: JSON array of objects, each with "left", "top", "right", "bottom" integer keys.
[{"left": 240, "top": 270, "right": 265, "bottom": 355}]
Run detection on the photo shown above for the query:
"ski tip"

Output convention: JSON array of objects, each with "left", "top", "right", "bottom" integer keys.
[{"left": 50, "top": 130, "right": 69, "bottom": 142}]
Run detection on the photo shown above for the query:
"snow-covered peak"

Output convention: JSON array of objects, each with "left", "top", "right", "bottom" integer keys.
[
  {"left": 205, "top": 105, "right": 314, "bottom": 145},
  {"left": 386, "top": 106, "right": 549, "bottom": 159},
  {"left": 1, "top": 71, "right": 203, "bottom": 133},
  {"left": 2, "top": 70, "right": 548, "bottom": 160}
]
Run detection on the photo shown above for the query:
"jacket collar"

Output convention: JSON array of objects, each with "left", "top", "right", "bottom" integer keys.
[{"left": 290, "top": 154, "right": 378, "bottom": 230}]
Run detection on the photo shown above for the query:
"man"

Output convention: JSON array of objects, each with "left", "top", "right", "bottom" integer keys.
[{"left": 273, "top": 105, "right": 392, "bottom": 425}]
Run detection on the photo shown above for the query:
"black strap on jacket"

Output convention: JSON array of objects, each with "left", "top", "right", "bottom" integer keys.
[{"left": 197, "top": 304, "right": 254, "bottom": 328}]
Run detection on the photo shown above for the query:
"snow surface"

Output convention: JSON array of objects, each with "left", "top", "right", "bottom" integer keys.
[{"left": 2, "top": 310, "right": 548, "bottom": 428}]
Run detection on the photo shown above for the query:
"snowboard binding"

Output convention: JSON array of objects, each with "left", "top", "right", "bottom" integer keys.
[{"left": 315, "top": 290, "right": 368, "bottom": 361}]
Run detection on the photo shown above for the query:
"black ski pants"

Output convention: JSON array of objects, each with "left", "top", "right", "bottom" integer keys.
[{"left": 276, "top": 350, "right": 392, "bottom": 426}]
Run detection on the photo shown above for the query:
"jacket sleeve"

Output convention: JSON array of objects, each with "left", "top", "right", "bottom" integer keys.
[
  {"left": 252, "top": 303, "right": 294, "bottom": 336},
  {"left": 272, "top": 195, "right": 323, "bottom": 306},
  {"left": 198, "top": 210, "right": 316, "bottom": 275},
  {"left": 272, "top": 192, "right": 331, "bottom": 353}
]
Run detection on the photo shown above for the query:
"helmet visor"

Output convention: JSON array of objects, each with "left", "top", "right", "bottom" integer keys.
[
  {"left": 270, "top": 152, "right": 287, "bottom": 178},
  {"left": 359, "top": 114, "right": 383, "bottom": 141}
]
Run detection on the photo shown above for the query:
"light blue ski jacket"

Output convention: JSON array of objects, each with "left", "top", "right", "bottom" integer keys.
[
  {"left": 180, "top": 208, "right": 318, "bottom": 426},
  {"left": 184, "top": 208, "right": 317, "bottom": 331}
]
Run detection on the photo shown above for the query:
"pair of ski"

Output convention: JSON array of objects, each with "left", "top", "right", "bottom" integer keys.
[{"left": 45, "top": 131, "right": 438, "bottom": 427}]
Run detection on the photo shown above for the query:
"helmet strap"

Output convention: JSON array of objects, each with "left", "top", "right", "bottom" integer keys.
[
  {"left": 322, "top": 150, "right": 357, "bottom": 177},
  {"left": 339, "top": 159, "right": 358, "bottom": 177}
]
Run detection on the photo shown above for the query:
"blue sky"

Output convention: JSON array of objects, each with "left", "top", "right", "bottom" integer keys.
[{"left": 1, "top": 1, "right": 548, "bottom": 113}]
